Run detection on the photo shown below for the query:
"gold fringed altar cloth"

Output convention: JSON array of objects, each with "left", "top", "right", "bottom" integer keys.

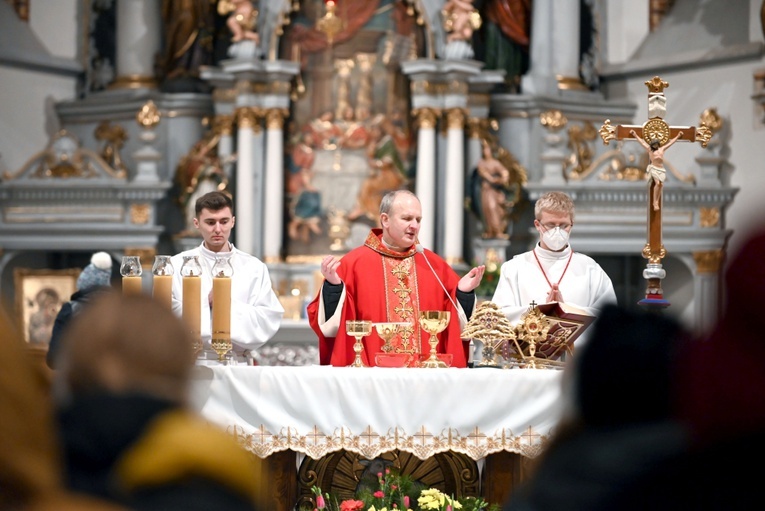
[{"left": 189, "top": 366, "right": 564, "bottom": 460}]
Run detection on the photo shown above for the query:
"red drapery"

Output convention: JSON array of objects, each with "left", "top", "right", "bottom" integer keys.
[
  {"left": 485, "top": 0, "right": 532, "bottom": 49},
  {"left": 288, "top": 0, "right": 382, "bottom": 54}
]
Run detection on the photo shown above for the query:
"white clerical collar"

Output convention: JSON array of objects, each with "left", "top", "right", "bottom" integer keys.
[{"left": 534, "top": 243, "right": 572, "bottom": 260}]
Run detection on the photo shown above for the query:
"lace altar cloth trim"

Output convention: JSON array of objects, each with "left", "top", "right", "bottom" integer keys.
[{"left": 228, "top": 424, "right": 550, "bottom": 460}]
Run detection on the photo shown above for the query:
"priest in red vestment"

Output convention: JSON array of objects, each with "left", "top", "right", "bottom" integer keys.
[{"left": 307, "top": 190, "right": 485, "bottom": 367}]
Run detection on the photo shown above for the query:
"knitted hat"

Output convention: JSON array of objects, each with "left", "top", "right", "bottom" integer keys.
[{"left": 76, "top": 252, "right": 112, "bottom": 290}]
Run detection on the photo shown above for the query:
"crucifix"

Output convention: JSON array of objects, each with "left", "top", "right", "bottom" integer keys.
[{"left": 599, "top": 76, "right": 712, "bottom": 306}]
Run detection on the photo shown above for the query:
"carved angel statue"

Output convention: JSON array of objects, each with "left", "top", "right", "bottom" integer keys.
[
  {"left": 219, "top": 0, "right": 259, "bottom": 43},
  {"left": 443, "top": 0, "right": 482, "bottom": 43}
]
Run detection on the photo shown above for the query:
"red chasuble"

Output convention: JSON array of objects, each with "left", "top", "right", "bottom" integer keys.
[{"left": 307, "top": 229, "right": 469, "bottom": 367}]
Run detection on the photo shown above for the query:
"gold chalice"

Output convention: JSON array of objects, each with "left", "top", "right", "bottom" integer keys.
[
  {"left": 374, "top": 322, "right": 408, "bottom": 352},
  {"left": 346, "top": 320, "right": 372, "bottom": 367},
  {"left": 419, "top": 310, "right": 450, "bottom": 368}
]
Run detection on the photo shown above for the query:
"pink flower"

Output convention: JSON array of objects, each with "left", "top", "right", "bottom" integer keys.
[
  {"left": 447, "top": 506, "right": 452, "bottom": 511},
  {"left": 339, "top": 500, "right": 365, "bottom": 511},
  {"left": 404, "top": 496, "right": 410, "bottom": 508},
  {"left": 377, "top": 472, "right": 383, "bottom": 478},
  {"left": 391, "top": 485, "right": 398, "bottom": 491},
  {"left": 385, "top": 468, "right": 391, "bottom": 475},
  {"left": 316, "top": 494, "right": 326, "bottom": 509},
  {"left": 373, "top": 490, "right": 385, "bottom": 498}
]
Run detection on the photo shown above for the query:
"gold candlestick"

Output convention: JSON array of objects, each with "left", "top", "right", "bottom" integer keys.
[
  {"left": 419, "top": 310, "right": 450, "bottom": 368},
  {"left": 346, "top": 320, "right": 372, "bottom": 367}
]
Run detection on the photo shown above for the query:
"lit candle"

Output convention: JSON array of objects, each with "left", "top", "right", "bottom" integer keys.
[
  {"left": 153, "top": 274, "right": 172, "bottom": 309},
  {"left": 212, "top": 276, "right": 232, "bottom": 342},
  {"left": 151, "top": 255, "right": 174, "bottom": 309},
  {"left": 182, "top": 276, "right": 201, "bottom": 339},
  {"left": 122, "top": 276, "right": 143, "bottom": 295}
]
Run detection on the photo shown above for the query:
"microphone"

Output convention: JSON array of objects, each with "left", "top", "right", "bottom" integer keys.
[{"left": 415, "top": 243, "right": 468, "bottom": 324}]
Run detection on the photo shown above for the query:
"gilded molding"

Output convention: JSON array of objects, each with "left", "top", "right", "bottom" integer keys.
[
  {"left": 213, "top": 88, "right": 238, "bottom": 103},
  {"left": 130, "top": 203, "right": 151, "bottom": 225},
  {"left": 266, "top": 108, "right": 289, "bottom": 130},
  {"left": 413, "top": 108, "right": 439, "bottom": 129},
  {"left": 540, "top": 110, "right": 567, "bottom": 132},
  {"left": 693, "top": 249, "right": 724, "bottom": 274},
  {"left": 466, "top": 117, "right": 497, "bottom": 139},
  {"left": 445, "top": 108, "right": 467, "bottom": 130},
  {"left": 136, "top": 100, "right": 161, "bottom": 128},
  {"left": 699, "top": 207, "right": 720, "bottom": 228}
]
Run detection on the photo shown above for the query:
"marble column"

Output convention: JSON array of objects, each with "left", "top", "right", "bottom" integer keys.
[
  {"left": 692, "top": 249, "right": 724, "bottom": 333},
  {"left": 235, "top": 107, "right": 259, "bottom": 255},
  {"left": 214, "top": 114, "right": 235, "bottom": 181},
  {"left": 264, "top": 108, "right": 288, "bottom": 263},
  {"left": 521, "top": 0, "right": 581, "bottom": 95},
  {"left": 113, "top": 0, "right": 161, "bottom": 89},
  {"left": 443, "top": 108, "right": 466, "bottom": 264},
  {"left": 414, "top": 108, "right": 439, "bottom": 251}
]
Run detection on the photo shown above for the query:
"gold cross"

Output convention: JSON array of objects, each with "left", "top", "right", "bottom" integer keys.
[{"left": 599, "top": 76, "right": 712, "bottom": 289}]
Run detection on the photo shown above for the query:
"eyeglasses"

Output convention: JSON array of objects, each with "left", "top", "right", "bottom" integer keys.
[{"left": 540, "top": 223, "right": 572, "bottom": 231}]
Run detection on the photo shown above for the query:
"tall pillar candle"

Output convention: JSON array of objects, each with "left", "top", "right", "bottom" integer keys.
[
  {"left": 182, "top": 276, "right": 201, "bottom": 339},
  {"left": 212, "top": 276, "right": 231, "bottom": 342},
  {"left": 153, "top": 274, "right": 172, "bottom": 309},
  {"left": 122, "top": 276, "right": 143, "bottom": 295}
]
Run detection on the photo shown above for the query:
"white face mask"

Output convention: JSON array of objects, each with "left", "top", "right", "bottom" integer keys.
[{"left": 541, "top": 227, "right": 569, "bottom": 251}]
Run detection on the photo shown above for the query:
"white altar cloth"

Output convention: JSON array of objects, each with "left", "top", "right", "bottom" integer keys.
[{"left": 189, "top": 365, "right": 564, "bottom": 461}]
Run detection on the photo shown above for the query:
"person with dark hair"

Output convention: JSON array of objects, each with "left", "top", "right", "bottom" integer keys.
[
  {"left": 47, "top": 251, "right": 113, "bottom": 369},
  {"left": 503, "top": 304, "right": 693, "bottom": 511},
  {"left": 52, "top": 292, "right": 267, "bottom": 511},
  {"left": 170, "top": 191, "right": 283, "bottom": 365}
]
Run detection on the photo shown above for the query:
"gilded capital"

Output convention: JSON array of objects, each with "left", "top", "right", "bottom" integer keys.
[
  {"left": 540, "top": 110, "right": 567, "bottom": 132},
  {"left": 693, "top": 249, "right": 724, "bottom": 274},
  {"left": 213, "top": 115, "right": 235, "bottom": 136},
  {"left": 236, "top": 107, "right": 260, "bottom": 130},
  {"left": 445, "top": 108, "right": 467, "bottom": 130},
  {"left": 413, "top": 108, "right": 439, "bottom": 129},
  {"left": 265, "top": 108, "right": 289, "bottom": 130}
]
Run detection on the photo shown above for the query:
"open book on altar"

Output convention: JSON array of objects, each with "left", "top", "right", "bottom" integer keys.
[{"left": 512, "top": 301, "right": 595, "bottom": 363}]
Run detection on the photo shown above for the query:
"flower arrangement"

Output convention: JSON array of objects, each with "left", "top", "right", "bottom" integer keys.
[{"left": 308, "top": 469, "right": 499, "bottom": 511}]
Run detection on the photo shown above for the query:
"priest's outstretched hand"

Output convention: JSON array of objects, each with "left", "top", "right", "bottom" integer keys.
[
  {"left": 320, "top": 255, "right": 342, "bottom": 285},
  {"left": 458, "top": 264, "right": 485, "bottom": 293}
]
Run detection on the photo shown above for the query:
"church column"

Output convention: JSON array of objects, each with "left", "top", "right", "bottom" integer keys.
[
  {"left": 414, "top": 108, "right": 439, "bottom": 251},
  {"left": 521, "top": 0, "right": 582, "bottom": 95},
  {"left": 234, "top": 107, "right": 259, "bottom": 255},
  {"left": 443, "top": 108, "right": 466, "bottom": 264},
  {"left": 692, "top": 249, "right": 724, "bottom": 333},
  {"left": 264, "top": 108, "right": 288, "bottom": 263},
  {"left": 214, "top": 114, "right": 235, "bottom": 181},
  {"left": 113, "top": 0, "right": 161, "bottom": 89}
]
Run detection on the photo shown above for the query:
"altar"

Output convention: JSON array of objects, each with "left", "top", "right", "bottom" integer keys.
[{"left": 189, "top": 365, "right": 564, "bottom": 509}]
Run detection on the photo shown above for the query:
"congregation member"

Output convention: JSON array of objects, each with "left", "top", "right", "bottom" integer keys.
[
  {"left": 52, "top": 292, "right": 268, "bottom": 511},
  {"left": 170, "top": 191, "right": 283, "bottom": 365},
  {"left": 307, "top": 189, "right": 485, "bottom": 367},
  {"left": 47, "top": 251, "right": 113, "bottom": 369},
  {"left": 492, "top": 191, "right": 616, "bottom": 337}
]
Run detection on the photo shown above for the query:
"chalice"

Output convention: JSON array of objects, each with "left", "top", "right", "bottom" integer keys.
[
  {"left": 419, "top": 310, "right": 450, "bottom": 368},
  {"left": 346, "top": 320, "right": 372, "bottom": 367},
  {"left": 374, "top": 322, "right": 408, "bottom": 352}
]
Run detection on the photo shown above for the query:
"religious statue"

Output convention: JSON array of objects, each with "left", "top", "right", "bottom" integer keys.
[
  {"left": 347, "top": 155, "right": 406, "bottom": 223},
  {"left": 219, "top": 0, "right": 259, "bottom": 43},
  {"left": 27, "top": 288, "right": 62, "bottom": 344},
  {"left": 442, "top": 0, "right": 482, "bottom": 43},
  {"left": 175, "top": 132, "right": 231, "bottom": 233},
  {"left": 160, "top": 0, "right": 215, "bottom": 89},
  {"left": 94, "top": 121, "right": 128, "bottom": 175},
  {"left": 338, "top": 106, "right": 371, "bottom": 150},
  {"left": 470, "top": 140, "right": 527, "bottom": 239},
  {"left": 630, "top": 129, "right": 683, "bottom": 211}
]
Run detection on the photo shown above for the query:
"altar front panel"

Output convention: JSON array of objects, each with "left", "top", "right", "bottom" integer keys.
[{"left": 189, "top": 365, "right": 564, "bottom": 461}]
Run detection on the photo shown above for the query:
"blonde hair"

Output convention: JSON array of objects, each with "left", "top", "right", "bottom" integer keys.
[{"left": 534, "top": 191, "right": 575, "bottom": 221}]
